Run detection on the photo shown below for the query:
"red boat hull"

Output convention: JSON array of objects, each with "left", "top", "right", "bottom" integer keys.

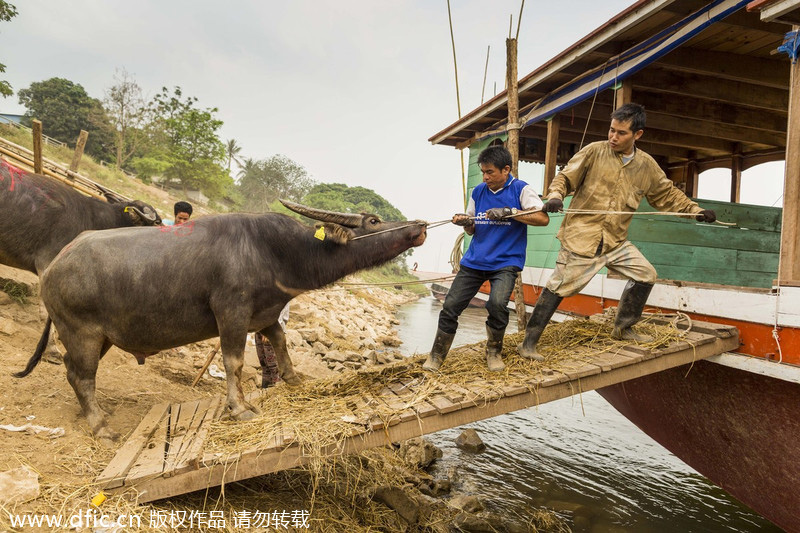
[{"left": 598, "top": 361, "right": 800, "bottom": 532}]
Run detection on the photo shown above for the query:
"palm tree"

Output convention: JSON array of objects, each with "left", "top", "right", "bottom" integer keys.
[{"left": 226, "top": 139, "right": 242, "bottom": 172}]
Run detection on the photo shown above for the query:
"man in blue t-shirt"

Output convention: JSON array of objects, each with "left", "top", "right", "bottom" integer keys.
[{"left": 423, "top": 145, "right": 549, "bottom": 373}]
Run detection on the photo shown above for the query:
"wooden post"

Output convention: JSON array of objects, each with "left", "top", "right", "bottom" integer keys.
[
  {"left": 779, "top": 30, "right": 800, "bottom": 284},
  {"left": 686, "top": 151, "right": 699, "bottom": 197},
  {"left": 730, "top": 148, "right": 743, "bottom": 204},
  {"left": 506, "top": 37, "right": 527, "bottom": 330},
  {"left": 32, "top": 119, "right": 43, "bottom": 175},
  {"left": 615, "top": 79, "right": 633, "bottom": 110},
  {"left": 543, "top": 115, "right": 560, "bottom": 194},
  {"left": 70, "top": 130, "right": 89, "bottom": 173}
]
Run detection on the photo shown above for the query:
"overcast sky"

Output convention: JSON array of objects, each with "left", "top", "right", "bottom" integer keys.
[{"left": 0, "top": 1, "right": 786, "bottom": 272}]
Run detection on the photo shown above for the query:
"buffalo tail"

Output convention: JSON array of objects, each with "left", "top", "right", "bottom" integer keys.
[{"left": 13, "top": 317, "right": 51, "bottom": 378}]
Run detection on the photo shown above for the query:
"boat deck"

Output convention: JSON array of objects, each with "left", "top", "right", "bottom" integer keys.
[{"left": 97, "top": 318, "right": 739, "bottom": 503}]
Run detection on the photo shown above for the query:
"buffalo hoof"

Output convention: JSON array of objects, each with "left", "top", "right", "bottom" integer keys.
[
  {"left": 231, "top": 408, "right": 258, "bottom": 421},
  {"left": 283, "top": 374, "right": 302, "bottom": 386},
  {"left": 244, "top": 402, "right": 261, "bottom": 415},
  {"left": 95, "top": 427, "right": 120, "bottom": 448}
]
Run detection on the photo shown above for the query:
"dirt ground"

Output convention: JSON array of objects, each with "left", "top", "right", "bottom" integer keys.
[
  {"left": 0, "top": 265, "right": 240, "bottom": 506},
  {"left": 0, "top": 264, "right": 417, "bottom": 529}
]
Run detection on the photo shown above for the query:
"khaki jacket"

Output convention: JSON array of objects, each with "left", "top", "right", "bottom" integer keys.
[{"left": 547, "top": 141, "right": 701, "bottom": 257}]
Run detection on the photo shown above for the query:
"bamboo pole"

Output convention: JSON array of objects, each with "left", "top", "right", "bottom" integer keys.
[
  {"left": 70, "top": 130, "right": 88, "bottom": 173},
  {"left": 0, "top": 145, "right": 106, "bottom": 200},
  {"left": 32, "top": 120, "right": 43, "bottom": 175},
  {"left": 779, "top": 28, "right": 800, "bottom": 284},
  {"left": 192, "top": 343, "right": 221, "bottom": 387},
  {"left": 0, "top": 135, "right": 127, "bottom": 201},
  {"left": 544, "top": 115, "right": 560, "bottom": 194},
  {"left": 506, "top": 36, "right": 527, "bottom": 330}
]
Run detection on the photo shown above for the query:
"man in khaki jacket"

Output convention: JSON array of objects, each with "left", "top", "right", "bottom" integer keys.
[{"left": 518, "top": 103, "right": 717, "bottom": 361}]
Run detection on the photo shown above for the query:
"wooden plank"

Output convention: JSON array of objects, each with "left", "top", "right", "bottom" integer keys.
[
  {"left": 160, "top": 399, "right": 202, "bottom": 477},
  {"left": 426, "top": 394, "right": 460, "bottom": 415},
  {"left": 413, "top": 399, "right": 440, "bottom": 419},
  {"left": 377, "top": 388, "right": 418, "bottom": 423},
  {"left": 561, "top": 362, "right": 603, "bottom": 381},
  {"left": 125, "top": 406, "right": 171, "bottom": 483},
  {"left": 96, "top": 402, "right": 171, "bottom": 489},
  {"left": 171, "top": 396, "right": 225, "bottom": 475},
  {"left": 586, "top": 350, "right": 642, "bottom": 372},
  {"left": 120, "top": 331, "right": 741, "bottom": 504}
]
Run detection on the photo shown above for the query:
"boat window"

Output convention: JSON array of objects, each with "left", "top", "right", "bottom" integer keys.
[{"left": 696, "top": 161, "right": 784, "bottom": 207}]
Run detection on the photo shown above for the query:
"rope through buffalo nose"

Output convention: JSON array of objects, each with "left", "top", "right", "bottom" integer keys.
[{"left": 349, "top": 221, "right": 429, "bottom": 240}]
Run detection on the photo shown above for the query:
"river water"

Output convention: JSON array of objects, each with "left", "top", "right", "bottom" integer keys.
[{"left": 394, "top": 296, "right": 781, "bottom": 533}]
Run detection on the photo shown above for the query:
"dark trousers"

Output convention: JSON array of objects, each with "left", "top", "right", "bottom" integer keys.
[
  {"left": 438, "top": 265, "right": 519, "bottom": 334},
  {"left": 255, "top": 333, "right": 281, "bottom": 388}
]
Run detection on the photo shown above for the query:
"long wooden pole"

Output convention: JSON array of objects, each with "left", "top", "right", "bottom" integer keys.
[
  {"left": 32, "top": 120, "right": 43, "bottom": 175},
  {"left": 191, "top": 343, "right": 221, "bottom": 387},
  {"left": 70, "top": 129, "right": 89, "bottom": 173},
  {"left": 506, "top": 37, "right": 527, "bottom": 331},
  {"left": 779, "top": 28, "right": 800, "bottom": 284}
]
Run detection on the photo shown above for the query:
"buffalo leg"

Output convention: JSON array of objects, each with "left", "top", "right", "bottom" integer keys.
[
  {"left": 61, "top": 335, "right": 117, "bottom": 442},
  {"left": 261, "top": 323, "right": 301, "bottom": 386},
  {"left": 218, "top": 326, "right": 259, "bottom": 420}
]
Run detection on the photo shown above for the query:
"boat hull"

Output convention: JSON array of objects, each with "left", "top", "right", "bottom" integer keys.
[
  {"left": 598, "top": 361, "right": 800, "bottom": 532},
  {"left": 492, "top": 272, "right": 800, "bottom": 530}
]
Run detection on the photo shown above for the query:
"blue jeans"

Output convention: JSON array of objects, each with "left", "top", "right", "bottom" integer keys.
[{"left": 438, "top": 265, "right": 520, "bottom": 334}]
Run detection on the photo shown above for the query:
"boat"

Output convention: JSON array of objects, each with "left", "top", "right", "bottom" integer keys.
[
  {"left": 429, "top": 280, "right": 486, "bottom": 308},
  {"left": 429, "top": 1, "right": 800, "bottom": 531}
]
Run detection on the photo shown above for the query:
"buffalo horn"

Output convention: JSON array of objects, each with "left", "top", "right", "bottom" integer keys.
[
  {"left": 280, "top": 199, "right": 362, "bottom": 228},
  {"left": 126, "top": 205, "right": 158, "bottom": 222}
]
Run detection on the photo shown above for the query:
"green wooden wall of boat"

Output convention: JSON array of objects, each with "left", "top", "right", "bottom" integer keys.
[
  {"left": 524, "top": 198, "right": 781, "bottom": 288},
  {"left": 466, "top": 142, "right": 781, "bottom": 289}
]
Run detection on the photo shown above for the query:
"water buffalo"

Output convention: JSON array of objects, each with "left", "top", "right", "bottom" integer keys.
[
  {"left": 15, "top": 200, "right": 427, "bottom": 442},
  {"left": 0, "top": 160, "right": 161, "bottom": 359},
  {"left": 0, "top": 160, "right": 161, "bottom": 274}
]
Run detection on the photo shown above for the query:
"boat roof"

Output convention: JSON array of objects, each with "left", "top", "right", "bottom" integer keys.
[{"left": 429, "top": 0, "right": 800, "bottom": 170}]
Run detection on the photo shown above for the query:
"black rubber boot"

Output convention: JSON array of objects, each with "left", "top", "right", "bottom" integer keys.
[
  {"left": 255, "top": 333, "right": 281, "bottom": 388},
  {"left": 611, "top": 280, "right": 655, "bottom": 342},
  {"left": 422, "top": 329, "right": 456, "bottom": 372},
  {"left": 485, "top": 325, "right": 506, "bottom": 372},
  {"left": 518, "top": 288, "right": 563, "bottom": 361}
]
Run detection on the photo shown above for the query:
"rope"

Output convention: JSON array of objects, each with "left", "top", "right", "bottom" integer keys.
[
  {"left": 448, "top": 209, "right": 736, "bottom": 226},
  {"left": 334, "top": 275, "right": 456, "bottom": 290},
  {"left": 349, "top": 222, "right": 429, "bottom": 240}
]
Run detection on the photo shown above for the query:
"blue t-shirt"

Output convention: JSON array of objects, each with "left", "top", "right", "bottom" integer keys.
[{"left": 461, "top": 176, "right": 532, "bottom": 271}]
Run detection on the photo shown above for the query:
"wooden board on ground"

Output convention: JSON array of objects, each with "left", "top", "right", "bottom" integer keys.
[{"left": 96, "top": 317, "right": 740, "bottom": 503}]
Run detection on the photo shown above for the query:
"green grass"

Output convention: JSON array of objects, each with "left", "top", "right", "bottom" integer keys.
[{"left": 1, "top": 279, "right": 31, "bottom": 304}]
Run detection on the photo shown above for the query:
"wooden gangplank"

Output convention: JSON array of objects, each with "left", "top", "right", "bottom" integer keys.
[{"left": 97, "top": 319, "right": 739, "bottom": 503}]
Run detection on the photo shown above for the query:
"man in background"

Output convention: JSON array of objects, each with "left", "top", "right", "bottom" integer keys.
[{"left": 173, "top": 201, "right": 193, "bottom": 225}]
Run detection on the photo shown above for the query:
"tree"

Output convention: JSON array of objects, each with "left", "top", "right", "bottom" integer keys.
[
  {"left": 0, "top": 1, "right": 17, "bottom": 98},
  {"left": 17, "top": 77, "right": 114, "bottom": 160},
  {"left": 237, "top": 154, "right": 315, "bottom": 212},
  {"left": 226, "top": 138, "right": 242, "bottom": 172},
  {"left": 301, "top": 183, "right": 412, "bottom": 266},
  {"left": 302, "top": 183, "right": 405, "bottom": 221},
  {"left": 149, "top": 86, "right": 231, "bottom": 199},
  {"left": 104, "top": 69, "right": 151, "bottom": 169}
]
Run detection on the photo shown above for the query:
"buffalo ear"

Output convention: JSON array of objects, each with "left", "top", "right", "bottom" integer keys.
[
  {"left": 123, "top": 205, "right": 145, "bottom": 225},
  {"left": 314, "top": 223, "right": 352, "bottom": 245}
]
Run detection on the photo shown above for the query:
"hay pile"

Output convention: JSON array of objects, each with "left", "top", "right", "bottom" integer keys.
[{"left": 207, "top": 313, "right": 687, "bottom": 460}]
